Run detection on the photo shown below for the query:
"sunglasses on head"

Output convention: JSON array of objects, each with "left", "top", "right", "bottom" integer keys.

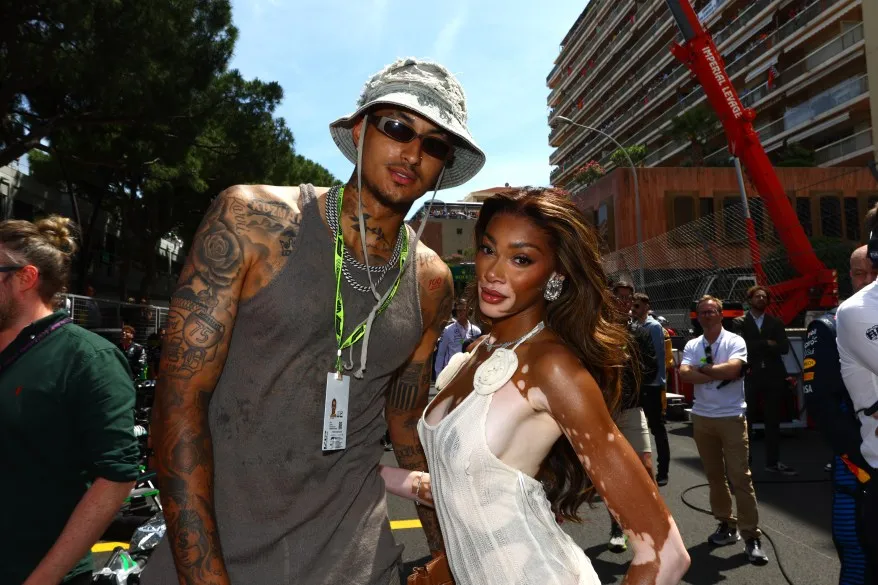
[{"left": 370, "top": 116, "right": 454, "bottom": 160}]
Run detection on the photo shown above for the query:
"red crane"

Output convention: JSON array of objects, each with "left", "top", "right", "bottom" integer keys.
[{"left": 665, "top": 0, "right": 837, "bottom": 323}]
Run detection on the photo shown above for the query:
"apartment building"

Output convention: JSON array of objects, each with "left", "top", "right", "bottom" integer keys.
[{"left": 547, "top": 0, "right": 878, "bottom": 190}]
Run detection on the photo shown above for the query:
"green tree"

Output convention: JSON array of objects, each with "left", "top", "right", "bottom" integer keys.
[
  {"left": 610, "top": 145, "right": 647, "bottom": 168},
  {"left": 775, "top": 143, "right": 816, "bottom": 167},
  {"left": 1, "top": 0, "right": 235, "bottom": 167},
  {"left": 27, "top": 66, "right": 337, "bottom": 299},
  {"left": 665, "top": 105, "right": 720, "bottom": 166}
]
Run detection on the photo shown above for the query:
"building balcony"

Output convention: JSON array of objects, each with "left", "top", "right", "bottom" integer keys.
[
  {"left": 815, "top": 127, "right": 873, "bottom": 165},
  {"left": 646, "top": 74, "right": 869, "bottom": 167},
  {"left": 548, "top": 0, "right": 636, "bottom": 105},
  {"left": 552, "top": 0, "right": 850, "bottom": 183},
  {"left": 551, "top": 0, "right": 613, "bottom": 85},
  {"left": 549, "top": 0, "right": 669, "bottom": 121},
  {"left": 553, "top": 0, "right": 773, "bottom": 138},
  {"left": 551, "top": 0, "right": 784, "bottom": 164},
  {"left": 549, "top": 3, "right": 673, "bottom": 144}
]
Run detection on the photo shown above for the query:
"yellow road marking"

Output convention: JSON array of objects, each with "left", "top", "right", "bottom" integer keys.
[
  {"left": 92, "top": 542, "right": 129, "bottom": 553},
  {"left": 92, "top": 522, "right": 422, "bottom": 551}
]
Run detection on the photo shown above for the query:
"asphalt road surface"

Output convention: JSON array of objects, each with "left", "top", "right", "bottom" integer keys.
[
  {"left": 386, "top": 420, "right": 840, "bottom": 585},
  {"left": 95, "top": 420, "right": 839, "bottom": 584}
]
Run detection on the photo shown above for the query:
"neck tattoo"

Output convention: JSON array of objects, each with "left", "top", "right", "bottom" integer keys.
[{"left": 326, "top": 185, "right": 405, "bottom": 294}]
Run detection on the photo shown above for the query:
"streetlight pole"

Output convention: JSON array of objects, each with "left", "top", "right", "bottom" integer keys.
[{"left": 552, "top": 115, "right": 645, "bottom": 290}]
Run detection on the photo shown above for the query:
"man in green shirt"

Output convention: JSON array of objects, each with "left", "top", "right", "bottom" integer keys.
[{"left": 0, "top": 216, "right": 140, "bottom": 585}]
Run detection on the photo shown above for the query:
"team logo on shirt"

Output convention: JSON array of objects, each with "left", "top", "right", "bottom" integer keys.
[
  {"left": 803, "top": 358, "right": 815, "bottom": 369},
  {"left": 866, "top": 325, "right": 878, "bottom": 342}
]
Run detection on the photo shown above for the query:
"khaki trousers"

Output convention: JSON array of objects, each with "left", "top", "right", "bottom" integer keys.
[{"left": 692, "top": 413, "right": 762, "bottom": 540}]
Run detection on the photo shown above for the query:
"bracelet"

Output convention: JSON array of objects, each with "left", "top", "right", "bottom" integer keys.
[{"left": 413, "top": 472, "right": 424, "bottom": 506}]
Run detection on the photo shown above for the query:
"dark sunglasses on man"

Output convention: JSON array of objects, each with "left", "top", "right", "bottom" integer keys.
[
  {"left": 702, "top": 340, "right": 734, "bottom": 389},
  {"left": 0, "top": 266, "right": 23, "bottom": 273},
  {"left": 370, "top": 116, "right": 455, "bottom": 161}
]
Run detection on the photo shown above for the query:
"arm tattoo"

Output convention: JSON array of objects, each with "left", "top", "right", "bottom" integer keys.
[
  {"left": 388, "top": 361, "right": 430, "bottom": 410},
  {"left": 386, "top": 360, "right": 446, "bottom": 554},
  {"left": 154, "top": 189, "right": 301, "bottom": 585}
]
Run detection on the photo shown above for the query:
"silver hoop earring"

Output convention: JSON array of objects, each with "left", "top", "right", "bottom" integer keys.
[{"left": 544, "top": 274, "right": 564, "bottom": 301}]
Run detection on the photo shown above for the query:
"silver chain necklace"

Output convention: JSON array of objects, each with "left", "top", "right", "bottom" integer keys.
[
  {"left": 326, "top": 186, "right": 405, "bottom": 293},
  {"left": 483, "top": 321, "right": 546, "bottom": 351}
]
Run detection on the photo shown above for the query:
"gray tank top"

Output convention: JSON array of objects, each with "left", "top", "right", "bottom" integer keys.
[{"left": 143, "top": 185, "right": 422, "bottom": 585}]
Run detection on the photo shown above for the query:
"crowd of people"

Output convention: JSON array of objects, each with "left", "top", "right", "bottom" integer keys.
[{"left": 1, "top": 56, "right": 875, "bottom": 585}]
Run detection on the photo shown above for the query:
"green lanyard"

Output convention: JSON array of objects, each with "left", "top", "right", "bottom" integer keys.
[{"left": 333, "top": 187, "right": 409, "bottom": 373}]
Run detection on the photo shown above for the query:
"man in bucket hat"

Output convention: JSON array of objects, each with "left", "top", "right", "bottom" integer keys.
[{"left": 143, "top": 58, "right": 483, "bottom": 585}]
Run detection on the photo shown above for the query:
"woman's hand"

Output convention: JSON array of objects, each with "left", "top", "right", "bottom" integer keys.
[{"left": 378, "top": 464, "right": 434, "bottom": 508}]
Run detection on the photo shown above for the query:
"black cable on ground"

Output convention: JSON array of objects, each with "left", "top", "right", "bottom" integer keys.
[{"left": 680, "top": 478, "right": 830, "bottom": 585}]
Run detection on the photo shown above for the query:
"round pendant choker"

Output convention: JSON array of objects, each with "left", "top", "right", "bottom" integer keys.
[
  {"left": 326, "top": 185, "right": 405, "bottom": 293},
  {"left": 483, "top": 321, "right": 545, "bottom": 351}
]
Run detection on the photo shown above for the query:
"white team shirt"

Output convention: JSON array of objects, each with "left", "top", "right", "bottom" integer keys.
[{"left": 837, "top": 279, "right": 878, "bottom": 468}]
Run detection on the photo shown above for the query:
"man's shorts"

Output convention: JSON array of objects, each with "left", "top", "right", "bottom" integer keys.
[{"left": 617, "top": 407, "right": 652, "bottom": 454}]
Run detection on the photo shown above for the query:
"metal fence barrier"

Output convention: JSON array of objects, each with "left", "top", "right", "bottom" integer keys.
[{"left": 63, "top": 294, "right": 169, "bottom": 345}]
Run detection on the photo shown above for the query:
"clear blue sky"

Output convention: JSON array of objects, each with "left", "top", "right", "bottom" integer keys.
[{"left": 228, "top": 0, "right": 587, "bottom": 210}]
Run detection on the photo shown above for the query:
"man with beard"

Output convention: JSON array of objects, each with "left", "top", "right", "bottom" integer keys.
[
  {"left": 143, "top": 58, "right": 485, "bottom": 585},
  {"left": 733, "top": 285, "right": 795, "bottom": 475},
  {"left": 0, "top": 216, "right": 139, "bottom": 585}
]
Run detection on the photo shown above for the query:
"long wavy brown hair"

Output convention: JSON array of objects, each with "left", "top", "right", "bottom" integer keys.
[{"left": 466, "top": 187, "right": 629, "bottom": 521}]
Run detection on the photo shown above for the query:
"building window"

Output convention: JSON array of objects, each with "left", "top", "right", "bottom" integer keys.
[
  {"left": 672, "top": 196, "right": 696, "bottom": 228},
  {"left": 667, "top": 194, "right": 696, "bottom": 245},
  {"left": 796, "top": 198, "right": 812, "bottom": 237},
  {"left": 844, "top": 198, "right": 859, "bottom": 241},
  {"left": 456, "top": 228, "right": 463, "bottom": 235},
  {"left": 819, "top": 196, "right": 841, "bottom": 238},
  {"left": 665, "top": 193, "right": 698, "bottom": 246}
]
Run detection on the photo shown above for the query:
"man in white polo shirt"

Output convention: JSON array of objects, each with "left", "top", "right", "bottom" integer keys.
[{"left": 680, "top": 295, "right": 768, "bottom": 565}]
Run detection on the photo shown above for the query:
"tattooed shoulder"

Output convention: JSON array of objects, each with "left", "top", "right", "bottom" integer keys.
[
  {"left": 413, "top": 242, "right": 453, "bottom": 332},
  {"left": 225, "top": 185, "right": 304, "bottom": 258}
]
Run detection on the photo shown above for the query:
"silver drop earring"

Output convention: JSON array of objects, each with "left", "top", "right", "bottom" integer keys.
[{"left": 544, "top": 273, "right": 564, "bottom": 301}]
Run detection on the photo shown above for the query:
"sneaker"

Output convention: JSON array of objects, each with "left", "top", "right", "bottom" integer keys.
[
  {"left": 765, "top": 462, "right": 798, "bottom": 476},
  {"left": 708, "top": 522, "right": 740, "bottom": 546},
  {"left": 608, "top": 525, "right": 628, "bottom": 553},
  {"left": 745, "top": 538, "right": 769, "bottom": 564},
  {"left": 656, "top": 474, "right": 669, "bottom": 486}
]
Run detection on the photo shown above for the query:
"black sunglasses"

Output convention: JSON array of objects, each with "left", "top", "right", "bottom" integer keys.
[
  {"left": 370, "top": 116, "right": 454, "bottom": 160},
  {"left": 0, "top": 266, "right": 23, "bottom": 273}
]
